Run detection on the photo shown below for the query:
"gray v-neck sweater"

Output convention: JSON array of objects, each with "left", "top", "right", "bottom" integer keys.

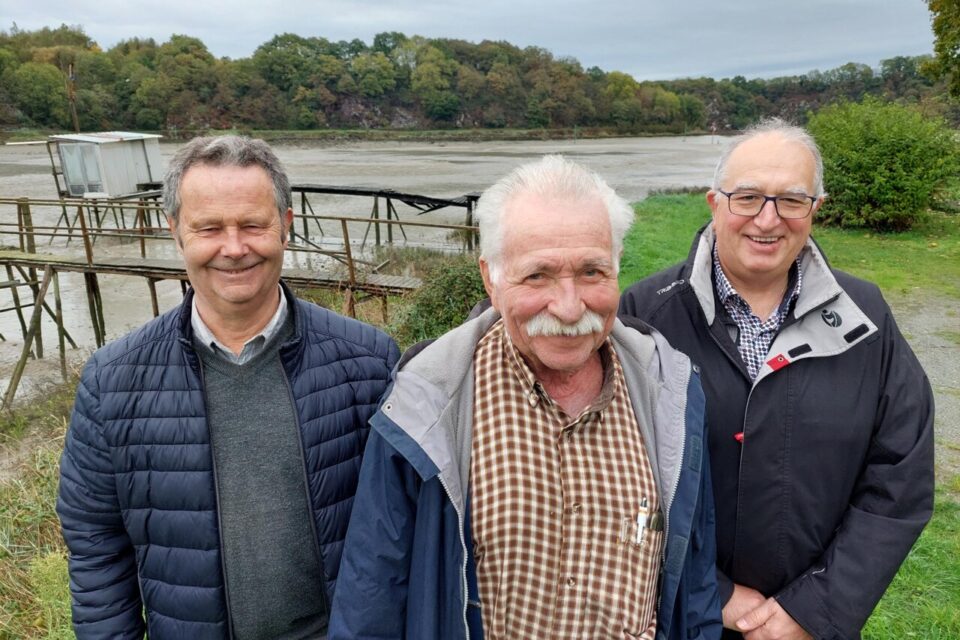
[{"left": 198, "top": 316, "right": 328, "bottom": 639}]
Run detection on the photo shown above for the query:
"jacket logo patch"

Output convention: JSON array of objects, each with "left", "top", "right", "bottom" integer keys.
[
  {"left": 820, "top": 308, "right": 843, "bottom": 328},
  {"left": 657, "top": 279, "right": 685, "bottom": 295}
]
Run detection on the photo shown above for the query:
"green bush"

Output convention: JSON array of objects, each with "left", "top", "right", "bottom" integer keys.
[
  {"left": 807, "top": 98, "right": 960, "bottom": 231},
  {"left": 389, "top": 253, "right": 487, "bottom": 349}
]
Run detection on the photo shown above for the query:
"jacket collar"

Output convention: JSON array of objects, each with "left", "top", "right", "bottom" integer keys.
[
  {"left": 686, "top": 222, "right": 844, "bottom": 325},
  {"left": 177, "top": 280, "right": 303, "bottom": 355}
]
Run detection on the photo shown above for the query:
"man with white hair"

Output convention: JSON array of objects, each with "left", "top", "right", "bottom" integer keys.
[{"left": 329, "top": 155, "right": 722, "bottom": 640}]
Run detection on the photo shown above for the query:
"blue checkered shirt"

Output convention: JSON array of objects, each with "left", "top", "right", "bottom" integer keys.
[{"left": 712, "top": 244, "right": 803, "bottom": 379}]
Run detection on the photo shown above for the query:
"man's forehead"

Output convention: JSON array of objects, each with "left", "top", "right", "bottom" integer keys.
[{"left": 724, "top": 133, "right": 816, "bottom": 184}]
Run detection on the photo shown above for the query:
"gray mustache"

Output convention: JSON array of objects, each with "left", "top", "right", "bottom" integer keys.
[{"left": 524, "top": 310, "right": 605, "bottom": 337}]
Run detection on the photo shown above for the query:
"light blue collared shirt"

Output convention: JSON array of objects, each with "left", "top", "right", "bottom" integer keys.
[{"left": 191, "top": 285, "right": 289, "bottom": 365}]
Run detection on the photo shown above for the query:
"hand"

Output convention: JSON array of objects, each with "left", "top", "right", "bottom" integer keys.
[
  {"left": 737, "top": 597, "right": 813, "bottom": 640},
  {"left": 722, "top": 584, "right": 766, "bottom": 629}
]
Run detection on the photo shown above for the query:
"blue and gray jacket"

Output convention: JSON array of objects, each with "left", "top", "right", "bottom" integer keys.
[{"left": 329, "top": 308, "right": 722, "bottom": 640}]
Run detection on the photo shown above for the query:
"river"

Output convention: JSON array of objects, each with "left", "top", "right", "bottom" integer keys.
[{"left": 0, "top": 135, "right": 724, "bottom": 397}]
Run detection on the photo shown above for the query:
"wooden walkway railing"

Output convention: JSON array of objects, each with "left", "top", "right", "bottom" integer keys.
[{"left": 0, "top": 195, "right": 478, "bottom": 407}]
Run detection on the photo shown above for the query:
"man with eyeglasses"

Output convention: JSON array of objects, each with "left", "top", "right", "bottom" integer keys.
[{"left": 621, "top": 118, "right": 933, "bottom": 640}]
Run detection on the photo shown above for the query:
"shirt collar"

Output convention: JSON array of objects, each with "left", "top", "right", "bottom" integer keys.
[
  {"left": 500, "top": 321, "right": 618, "bottom": 416},
  {"left": 191, "top": 285, "right": 289, "bottom": 364},
  {"left": 712, "top": 242, "right": 803, "bottom": 316}
]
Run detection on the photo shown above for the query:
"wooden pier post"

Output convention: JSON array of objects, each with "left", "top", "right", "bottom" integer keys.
[
  {"left": 18, "top": 199, "right": 43, "bottom": 359},
  {"left": 341, "top": 219, "right": 357, "bottom": 318},
  {"left": 5, "top": 265, "right": 29, "bottom": 346},
  {"left": 147, "top": 278, "right": 160, "bottom": 317},
  {"left": 2, "top": 268, "right": 52, "bottom": 410},
  {"left": 53, "top": 271, "right": 67, "bottom": 380}
]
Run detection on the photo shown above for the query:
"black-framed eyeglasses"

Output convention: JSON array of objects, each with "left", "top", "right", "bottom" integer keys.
[{"left": 717, "top": 190, "right": 818, "bottom": 219}]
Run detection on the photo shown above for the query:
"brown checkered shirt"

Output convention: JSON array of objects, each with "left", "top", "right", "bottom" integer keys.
[{"left": 470, "top": 320, "right": 662, "bottom": 639}]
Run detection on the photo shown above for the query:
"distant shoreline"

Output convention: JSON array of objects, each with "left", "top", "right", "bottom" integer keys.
[{"left": 3, "top": 127, "right": 720, "bottom": 145}]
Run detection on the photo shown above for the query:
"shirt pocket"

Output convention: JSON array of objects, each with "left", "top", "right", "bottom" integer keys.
[{"left": 595, "top": 513, "right": 664, "bottom": 638}]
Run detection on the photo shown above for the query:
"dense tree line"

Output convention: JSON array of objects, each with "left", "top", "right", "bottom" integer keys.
[{"left": 0, "top": 23, "right": 954, "bottom": 135}]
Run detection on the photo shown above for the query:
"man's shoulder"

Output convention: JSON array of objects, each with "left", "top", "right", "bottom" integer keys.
[
  {"left": 619, "top": 261, "right": 691, "bottom": 320},
  {"left": 88, "top": 303, "right": 185, "bottom": 369},
  {"left": 292, "top": 296, "right": 398, "bottom": 361}
]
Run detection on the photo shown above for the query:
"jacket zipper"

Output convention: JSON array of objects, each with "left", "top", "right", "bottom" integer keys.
[
  {"left": 437, "top": 474, "right": 471, "bottom": 639},
  {"left": 195, "top": 354, "right": 236, "bottom": 640},
  {"left": 279, "top": 358, "right": 331, "bottom": 620},
  {"left": 662, "top": 354, "right": 692, "bottom": 546}
]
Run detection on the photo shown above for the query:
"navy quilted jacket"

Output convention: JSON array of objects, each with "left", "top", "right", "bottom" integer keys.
[{"left": 57, "top": 283, "right": 400, "bottom": 639}]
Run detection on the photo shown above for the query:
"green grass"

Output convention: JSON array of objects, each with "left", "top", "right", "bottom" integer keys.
[
  {"left": 619, "top": 193, "right": 960, "bottom": 300},
  {"left": 0, "top": 379, "right": 75, "bottom": 638},
  {"left": 618, "top": 193, "right": 712, "bottom": 288},
  {"left": 863, "top": 493, "right": 960, "bottom": 639}
]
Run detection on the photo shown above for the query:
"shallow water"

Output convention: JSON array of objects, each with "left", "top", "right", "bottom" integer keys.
[{"left": 0, "top": 135, "right": 725, "bottom": 397}]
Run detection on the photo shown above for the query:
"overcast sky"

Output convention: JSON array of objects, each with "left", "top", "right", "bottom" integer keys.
[{"left": 4, "top": 0, "right": 935, "bottom": 80}]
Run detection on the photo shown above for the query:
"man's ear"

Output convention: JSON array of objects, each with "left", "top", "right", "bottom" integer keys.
[
  {"left": 812, "top": 195, "right": 826, "bottom": 217},
  {"left": 706, "top": 190, "right": 721, "bottom": 222},
  {"left": 479, "top": 257, "right": 498, "bottom": 309},
  {"left": 281, "top": 208, "right": 293, "bottom": 246}
]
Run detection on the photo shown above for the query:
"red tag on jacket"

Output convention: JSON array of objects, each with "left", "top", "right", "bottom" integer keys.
[{"left": 766, "top": 353, "right": 790, "bottom": 371}]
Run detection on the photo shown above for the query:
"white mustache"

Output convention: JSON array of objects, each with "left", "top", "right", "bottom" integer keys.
[{"left": 524, "top": 310, "right": 605, "bottom": 337}]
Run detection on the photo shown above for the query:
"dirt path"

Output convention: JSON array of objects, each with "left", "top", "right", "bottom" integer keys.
[{"left": 888, "top": 292, "right": 960, "bottom": 485}]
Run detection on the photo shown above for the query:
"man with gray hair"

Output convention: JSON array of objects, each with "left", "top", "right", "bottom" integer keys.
[
  {"left": 621, "top": 119, "right": 934, "bottom": 639},
  {"left": 57, "top": 135, "right": 399, "bottom": 639},
  {"left": 330, "top": 155, "right": 722, "bottom": 640}
]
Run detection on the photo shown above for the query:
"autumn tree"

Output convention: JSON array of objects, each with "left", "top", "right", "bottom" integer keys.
[{"left": 927, "top": 0, "right": 960, "bottom": 96}]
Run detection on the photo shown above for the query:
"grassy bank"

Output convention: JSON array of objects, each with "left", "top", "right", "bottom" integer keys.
[{"left": 0, "top": 381, "right": 75, "bottom": 638}]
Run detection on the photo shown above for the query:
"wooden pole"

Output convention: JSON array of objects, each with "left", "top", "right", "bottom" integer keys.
[
  {"left": 147, "top": 278, "right": 160, "bottom": 317},
  {"left": 84, "top": 272, "right": 103, "bottom": 348},
  {"left": 301, "top": 192, "right": 309, "bottom": 244},
  {"left": 341, "top": 219, "right": 356, "bottom": 318},
  {"left": 2, "top": 268, "right": 52, "bottom": 410},
  {"left": 19, "top": 200, "right": 42, "bottom": 359},
  {"left": 136, "top": 202, "right": 147, "bottom": 258},
  {"left": 5, "top": 265, "right": 28, "bottom": 345},
  {"left": 76, "top": 205, "right": 94, "bottom": 265},
  {"left": 53, "top": 271, "right": 66, "bottom": 380}
]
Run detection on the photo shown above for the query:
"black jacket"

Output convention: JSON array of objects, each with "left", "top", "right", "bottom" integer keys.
[{"left": 619, "top": 224, "right": 934, "bottom": 640}]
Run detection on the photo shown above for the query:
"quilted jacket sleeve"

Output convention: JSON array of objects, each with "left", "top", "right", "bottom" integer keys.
[{"left": 57, "top": 357, "right": 145, "bottom": 639}]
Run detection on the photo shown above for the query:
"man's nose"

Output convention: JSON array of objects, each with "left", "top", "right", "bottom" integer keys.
[
  {"left": 220, "top": 228, "right": 248, "bottom": 257},
  {"left": 547, "top": 277, "right": 585, "bottom": 324},
  {"left": 753, "top": 198, "right": 781, "bottom": 229}
]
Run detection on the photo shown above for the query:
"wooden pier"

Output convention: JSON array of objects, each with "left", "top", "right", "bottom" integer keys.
[{"left": 0, "top": 193, "right": 478, "bottom": 406}]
